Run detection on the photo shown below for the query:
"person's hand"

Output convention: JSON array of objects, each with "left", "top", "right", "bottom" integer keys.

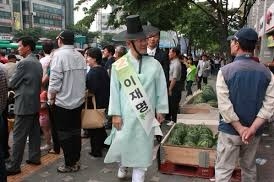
[
  {"left": 231, "top": 121, "right": 248, "bottom": 137},
  {"left": 47, "top": 99, "right": 55, "bottom": 106},
  {"left": 241, "top": 127, "right": 256, "bottom": 144},
  {"left": 237, "top": 126, "right": 249, "bottom": 137},
  {"left": 112, "top": 115, "right": 123, "bottom": 130},
  {"left": 156, "top": 113, "right": 164, "bottom": 124},
  {"left": 168, "top": 89, "right": 172, "bottom": 96}
]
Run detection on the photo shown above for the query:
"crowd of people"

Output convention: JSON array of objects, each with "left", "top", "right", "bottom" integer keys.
[{"left": 0, "top": 14, "right": 274, "bottom": 182}]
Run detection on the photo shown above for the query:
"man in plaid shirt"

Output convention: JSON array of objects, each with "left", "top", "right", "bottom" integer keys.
[{"left": 0, "top": 65, "right": 8, "bottom": 182}]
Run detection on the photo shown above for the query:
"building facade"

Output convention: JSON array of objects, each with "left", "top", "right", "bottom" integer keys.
[
  {"left": 0, "top": 0, "right": 74, "bottom": 40},
  {"left": 247, "top": 0, "right": 274, "bottom": 62},
  {"left": 95, "top": 7, "right": 125, "bottom": 34}
]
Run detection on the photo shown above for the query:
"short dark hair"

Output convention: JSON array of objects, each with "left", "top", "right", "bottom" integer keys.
[
  {"left": 170, "top": 47, "right": 180, "bottom": 56},
  {"left": 17, "top": 36, "right": 36, "bottom": 51},
  {"left": 115, "top": 46, "right": 127, "bottom": 58},
  {"left": 38, "top": 50, "right": 45, "bottom": 57},
  {"left": 42, "top": 41, "right": 54, "bottom": 54},
  {"left": 0, "top": 51, "right": 5, "bottom": 56},
  {"left": 86, "top": 48, "right": 102, "bottom": 65},
  {"left": 103, "top": 45, "right": 115, "bottom": 56},
  {"left": 61, "top": 38, "right": 74, "bottom": 45},
  {"left": 188, "top": 59, "right": 193, "bottom": 65},
  {"left": 237, "top": 39, "right": 257, "bottom": 52},
  {"left": 8, "top": 54, "right": 16, "bottom": 60}
]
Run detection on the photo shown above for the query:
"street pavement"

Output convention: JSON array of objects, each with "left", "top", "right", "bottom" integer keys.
[{"left": 7, "top": 75, "right": 274, "bottom": 182}]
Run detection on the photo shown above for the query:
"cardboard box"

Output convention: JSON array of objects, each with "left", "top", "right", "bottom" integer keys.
[{"left": 161, "top": 123, "right": 218, "bottom": 167}]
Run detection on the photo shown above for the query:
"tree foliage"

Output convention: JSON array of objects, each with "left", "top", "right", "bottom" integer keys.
[
  {"left": 13, "top": 24, "right": 100, "bottom": 44},
  {"left": 176, "top": 3, "right": 221, "bottom": 54},
  {"left": 74, "top": 0, "right": 256, "bottom": 54},
  {"left": 13, "top": 27, "right": 44, "bottom": 42}
]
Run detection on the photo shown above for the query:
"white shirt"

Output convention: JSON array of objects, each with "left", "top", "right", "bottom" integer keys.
[
  {"left": 197, "top": 60, "right": 204, "bottom": 77},
  {"left": 40, "top": 54, "right": 51, "bottom": 76},
  {"left": 147, "top": 47, "right": 156, "bottom": 56},
  {"left": 169, "top": 58, "right": 181, "bottom": 81}
]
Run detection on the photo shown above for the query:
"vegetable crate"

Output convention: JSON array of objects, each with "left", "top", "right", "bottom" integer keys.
[
  {"left": 180, "top": 86, "right": 218, "bottom": 114},
  {"left": 180, "top": 103, "right": 215, "bottom": 114},
  {"left": 159, "top": 123, "right": 241, "bottom": 181},
  {"left": 161, "top": 123, "right": 218, "bottom": 167}
]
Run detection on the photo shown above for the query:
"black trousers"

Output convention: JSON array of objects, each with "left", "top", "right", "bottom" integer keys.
[
  {"left": 87, "top": 127, "right": 107, "bottom": 155},
  {"left": 1, "top": 107, "right": 9, "bottom": 159},
  {"left": 186, "top": 80, "right": 193, "bottom": 96},
  {"left": 168, "top": 83, "right": 182, "bottom": 123},
  {"left": 47, "top": 104, "right": 60, "bottom": 153},
  {"left": 197, "top": 76, "right": 208, "bottom": 90},
  {"left": 0, "top": 115, "right": 7, "bottom": 182},
  {"left": 54, "top": 105, "right": 82, "bottom": 166}
]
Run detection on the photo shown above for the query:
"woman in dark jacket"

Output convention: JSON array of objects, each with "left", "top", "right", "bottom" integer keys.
[{"left": 85, "top": 48, "right": 110, "bottom": 157}]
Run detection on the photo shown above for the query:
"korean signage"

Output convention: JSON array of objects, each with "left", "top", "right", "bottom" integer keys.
[
  {"left": 13, "top": 12, "right": 21, "bottom": 30},
  {"left": 0, "top": 35, "right": 13, "bottom": 40},
  {"left": 267, "top": 35, "right": 274, "bottom": 47}
]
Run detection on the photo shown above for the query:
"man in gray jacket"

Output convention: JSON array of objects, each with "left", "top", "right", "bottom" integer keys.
[
  {"left": 196, "top": 54, "right": 211, "bottom": 90},
  {"left": 48, "top": 30, "right": 86, "bottom": 173},
  {"left": 6, "top": 36, "right": 43, "bottom": 175}
]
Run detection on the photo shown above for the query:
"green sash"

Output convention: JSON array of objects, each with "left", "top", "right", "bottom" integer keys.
[{"left": 113, "top": 55, "right": 162, "bottom": 136}]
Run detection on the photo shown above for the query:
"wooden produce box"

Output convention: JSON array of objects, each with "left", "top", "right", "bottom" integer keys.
[
  {"left": 161, "top": 122, "right": 218, "bottom": 168},
  {"left": 177, "top": 109, "right": 219, "bottom": 125},
  {"left": 180, "top": 90, "right": 218, "bottom": 114}
]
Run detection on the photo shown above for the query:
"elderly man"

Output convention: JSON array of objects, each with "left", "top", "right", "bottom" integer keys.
[
  {"left": 6, "top": 36, "right": 43, "bottom": 175},
  {"left": 215, "top": 27, "right": 274, "bottom": 182},
  {"left": 104, "top": 15, "right": 168, "bottom": 182}
]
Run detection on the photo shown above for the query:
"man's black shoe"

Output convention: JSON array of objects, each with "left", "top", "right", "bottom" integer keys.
[
  {"left": 26, "top": 160, "right": 41, "bottom": 165},
  {"left": 89, "top": 151, "right": 102, "bottom": 158},
  {"left": 6, "top": 169, "right": 21, "bottom": 176}
]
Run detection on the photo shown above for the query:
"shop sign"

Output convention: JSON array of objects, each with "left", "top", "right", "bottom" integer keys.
[
  {"left": 0, "top": 34, "right": 13, "bottom": 40},
  {"left": 266, "top": 2, "right": 274, "bottom": 33},
  {"left": 267, "top": 35, "right": 274, "bottom": 47}
]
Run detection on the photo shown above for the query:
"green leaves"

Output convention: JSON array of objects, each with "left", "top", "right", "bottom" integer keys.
[{"left": 74, "top": 0, "right": 256, "bottom": 54}]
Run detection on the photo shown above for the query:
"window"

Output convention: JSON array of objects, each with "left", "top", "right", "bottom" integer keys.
[
  {"left": 13, "top": 0, "right": 21, "bottom": 12},
  {"left": 22, "top": 1, "right": 29, "bottom": 11},
  {"left": 0, "top": 26, "right": 12, "bottom": 33},
  {"left": 0, "top": 11, "right": 11, "bottom": 19},
  {"left": 33, "top": 3, "right": 62, "bottom": 15}
]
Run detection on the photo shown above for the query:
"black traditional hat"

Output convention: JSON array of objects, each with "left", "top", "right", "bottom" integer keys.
[{"left": 112, "top": 15, "right": 159, "bottom": 41}]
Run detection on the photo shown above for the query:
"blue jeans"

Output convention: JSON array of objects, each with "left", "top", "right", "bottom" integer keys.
[{"left": 0, "top": 115, "right": 7, "bottom": 181}]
